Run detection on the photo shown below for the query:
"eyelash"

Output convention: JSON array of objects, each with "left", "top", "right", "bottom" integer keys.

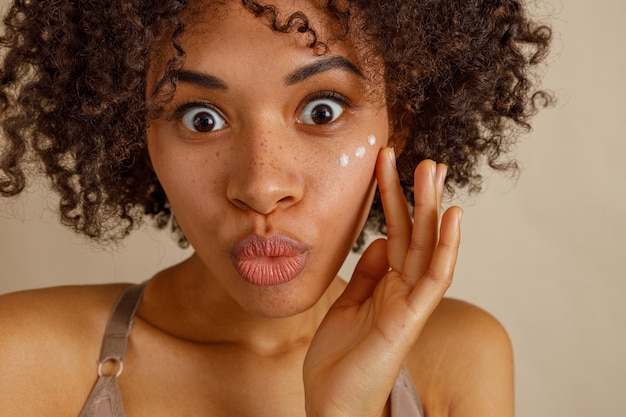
[
  {"left": 304, "top": 91, "right": 352, "bottom": 108},
  {"left": 171, "top": 100, "right": 223, "bottom": 119}
]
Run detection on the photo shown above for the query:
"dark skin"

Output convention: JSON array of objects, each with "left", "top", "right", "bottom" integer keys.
[
  {"left": 0, "top": 2, "right": 513, "bottom": 416},
  {"left": 0, "top": 284, "right": 511, "bottom": 416}
]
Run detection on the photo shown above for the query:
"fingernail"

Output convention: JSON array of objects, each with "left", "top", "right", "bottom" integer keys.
[
  {"left": 431, "top": 160, "right": 437, "bottom": 180},
  {"left": 388, "top": 147, "right": 396, "bottom": 167},
  {"left": 458, "top": 209, "right": 464, "bottom": 224}
]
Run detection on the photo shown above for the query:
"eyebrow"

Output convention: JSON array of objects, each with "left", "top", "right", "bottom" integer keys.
[
  {"left": 171, "top": 55, "right": 363, "bottom": 90},
  {"left": 174, "top": 70, "right": 228, "bottom": 90},
  {"left": 285, "top": 56, "right": 364, "bottom": 85}
]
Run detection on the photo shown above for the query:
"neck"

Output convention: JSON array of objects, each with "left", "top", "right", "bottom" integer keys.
[{"left": 137, "top": 253, "right": 346, "bottom": 357}]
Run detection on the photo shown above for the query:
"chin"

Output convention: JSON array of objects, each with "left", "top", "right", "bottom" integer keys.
[{"left": 236, "top": 274, "right": 331, "bottom": 319}]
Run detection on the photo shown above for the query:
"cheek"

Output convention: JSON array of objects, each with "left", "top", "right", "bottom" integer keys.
[
  {"left": 324, "top": 151, "right": 380, "bottom": 202},
  {"left": 146, "top": 129, "right": 218, "bottom": 214},
  {"left": 336, "top": 133, "right": 380, "bottom": 169},
  {"left": 319, "top": 144, "right": 380, "bottom": 241}
]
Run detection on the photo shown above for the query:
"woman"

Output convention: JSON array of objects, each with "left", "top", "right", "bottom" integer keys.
[{"left": 0, "top": 0, "right": 551, "bottom": 415}]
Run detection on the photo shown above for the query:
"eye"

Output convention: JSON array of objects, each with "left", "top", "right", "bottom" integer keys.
[
  {"left": 180, "top": 106, "right": 227, "bottom": 133},
  {"left": 299, "top": 98, "right": 345, "bottom": 125}
]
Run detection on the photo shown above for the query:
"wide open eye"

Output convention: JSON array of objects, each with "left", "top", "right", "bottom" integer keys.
[
  {"left": 180, "top": 106, "right": 227, "bottom": 133},
  {"left": 299, "top": 98, "right": 345, "bottom": 125}
]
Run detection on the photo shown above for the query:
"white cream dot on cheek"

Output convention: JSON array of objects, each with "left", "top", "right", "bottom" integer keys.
[
  {"left": 339, "top": 153, "right": 349, "bottom": 167},
  {"left": 355, "top": 146, "right": 366, "bottom": 159},
  {"left": 368, "top": 134, "right": 377, "bottom": 146}
]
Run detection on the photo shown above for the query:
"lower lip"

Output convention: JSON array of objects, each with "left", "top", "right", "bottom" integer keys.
[{"left": 232, "top": 235, "right": 308, "bottom": 286}]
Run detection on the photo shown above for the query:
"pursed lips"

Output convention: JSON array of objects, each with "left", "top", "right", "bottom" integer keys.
[{"left": 231, "top": 233, "right": 309, "bottom": 286}]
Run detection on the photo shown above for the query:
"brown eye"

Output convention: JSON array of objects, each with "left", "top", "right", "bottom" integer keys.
[
  {"left": 310, "top": 103, "right": 334, "bottom": 124},
  {"left": 300, "top": 99, "right": 344, "bottom": 125},
  {"left": 181, "top": 106, "right": 226, "bottom": 132}
]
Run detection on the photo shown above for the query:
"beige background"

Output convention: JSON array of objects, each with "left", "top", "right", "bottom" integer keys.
[{"left": 1, "top": 0, "right": 624, "bottom": 415}]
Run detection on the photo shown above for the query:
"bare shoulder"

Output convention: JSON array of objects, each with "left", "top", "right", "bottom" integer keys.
[
  {"left": 0, "top": 284, "right": 130, "bottom": 416},
  {"left": 406, "top": 298, "right": 514, "bottom": 417}
]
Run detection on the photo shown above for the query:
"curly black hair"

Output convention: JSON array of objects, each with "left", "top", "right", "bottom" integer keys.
[{"left": 0, "top": 0, "right": 551, "bottom": 249}]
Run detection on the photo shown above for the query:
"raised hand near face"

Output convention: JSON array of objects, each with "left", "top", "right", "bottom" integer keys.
[{"left": 304, "top": 147, "right": 463, "bottom": 417}]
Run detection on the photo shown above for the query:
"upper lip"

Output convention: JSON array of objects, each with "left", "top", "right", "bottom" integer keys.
[{"left": 231, "top": 233, "right": 308, "bottom": 260}]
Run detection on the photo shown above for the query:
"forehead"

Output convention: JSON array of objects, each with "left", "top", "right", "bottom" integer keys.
[
  {"left": 146, "top": 1, "right": 386, "bottom": 109},
  {"left": 150, "top": 0, "right": 376, "bottom": 79}
]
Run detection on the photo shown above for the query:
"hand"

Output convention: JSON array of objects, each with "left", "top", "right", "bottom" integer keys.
[{"left": 303, "top": 148, "right": 463, "bottom": 417}]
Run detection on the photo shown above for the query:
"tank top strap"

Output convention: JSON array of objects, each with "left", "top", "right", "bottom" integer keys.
[
  {"left": 77, "top": 282, "right": 146, "bottom": 417},
  {"left": 391, "top": 367, "right": 425, "bottom": 417},
  {"left": 97, "top": 282, "right": 146, "bottom": 371}
]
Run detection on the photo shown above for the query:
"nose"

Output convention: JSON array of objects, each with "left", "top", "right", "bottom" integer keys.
[{"left": 226, "top": 126, "right": 304, "bottom": 215}]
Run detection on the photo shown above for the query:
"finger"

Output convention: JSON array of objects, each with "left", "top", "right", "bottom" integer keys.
[
  {"left": 409, "top": 206, "right": 462, "bottom": 314},
  {"left": 435, "top": 163, "right": 448, "bottom": 216},
  {"left": 335, "top": 239, "right": 389, "bottom": 308},
  {"left": 376, "top": 147, "right": 412, "bottom": 272},
  {"left": 401, "top": 159, "right": 440, "bottom": 284}
]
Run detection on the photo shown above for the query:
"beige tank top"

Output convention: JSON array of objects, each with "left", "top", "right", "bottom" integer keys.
[{"left": 78, "top": 283, "right": 424, "bottom": 417}]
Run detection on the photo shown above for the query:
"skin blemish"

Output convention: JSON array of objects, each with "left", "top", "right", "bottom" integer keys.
[
  {"left": 368, "top": 134, "right": 376, "bottom": 146},
  {"left": 355, "top": 146, "right": 366, "bottom": 159},
  {"left": 339, "top": 153, "right": 349, "bottom": 167}
]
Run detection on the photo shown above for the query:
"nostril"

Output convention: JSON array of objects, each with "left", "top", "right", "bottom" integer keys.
[
  {"left": 231, "top": 198, "right": 250, "bottom": 211},
  {"left": 229, "top": 192, "right": 297, "bottom": 215}
]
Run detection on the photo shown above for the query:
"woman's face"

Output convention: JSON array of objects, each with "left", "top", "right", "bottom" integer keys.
[{"left": 147, "top": 1, "right": 389, "bottom": 317}]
